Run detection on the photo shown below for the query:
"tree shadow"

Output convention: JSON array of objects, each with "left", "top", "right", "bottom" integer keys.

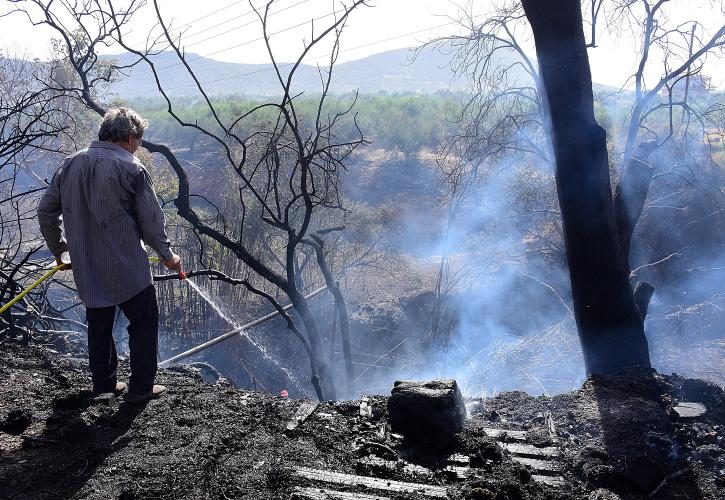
[
  {"left": 590, "top": 369, "right": 704, "bottom": 498},
  {"left": 0, "top": 391, "right": 147, "bottom": 499}
]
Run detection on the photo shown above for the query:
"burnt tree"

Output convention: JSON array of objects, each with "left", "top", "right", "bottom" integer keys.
[
  {"left": 434, "top": 0, "right": 723, "bottom": 378},
  {"left": 15, "top": 0, "right": 367, "bottom": 400},
  {"left": 521, "top": 0, "right": 651, "bottom": 375}
]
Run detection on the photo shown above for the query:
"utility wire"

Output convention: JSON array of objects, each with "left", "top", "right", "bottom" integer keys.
[
  {"left": 124, "top": 0, "right": 308, "bottom": 53},
  {"left": 156, "top": 7, "right": 346, "bottom": 70},
  {"left": 182, "top": 0, "right": 311, "bottom": 48},
  {"left": 174, "top": 0, "right": 248, "bottom": 30},
  {"left": 123, "top": 0, "right": 249, "bottom": 48},
  {"left": 163, "top": 15, "right": 480, "bottom": 90}
]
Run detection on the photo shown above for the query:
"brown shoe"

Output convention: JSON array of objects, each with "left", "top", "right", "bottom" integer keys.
[
  {"left": 92, "top": 382, "right": 127, "bottom": 396},
  {"left": 125, "top": 384, "right": 167, "bottom": 403}
]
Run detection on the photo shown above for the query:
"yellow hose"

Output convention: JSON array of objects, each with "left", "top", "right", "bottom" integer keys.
[
  {"left": 0, "top": 263, "right": 69, "bottom": 314},
  {"left": 1, "top": 256, "right": 165, "bottom": 314}
]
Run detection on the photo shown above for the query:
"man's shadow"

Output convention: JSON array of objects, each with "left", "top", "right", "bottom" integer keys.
[
  {"left": 0, "top": 391, "right": 147, "bottom": 499},
  {"left": 590, "top": 369, "right": 704, "bottom": 498}
]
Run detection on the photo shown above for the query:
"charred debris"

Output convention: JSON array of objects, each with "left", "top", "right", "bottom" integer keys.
[{"left": 1, "top": 342, "right": 723, "bottom": 500}]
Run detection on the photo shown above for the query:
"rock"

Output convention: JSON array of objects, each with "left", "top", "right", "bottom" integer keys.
[
  {"left": 1, "top": 409, "right": 32, "bottom": 435},
  {"left": 471, "top": 440, "right": 504, "bottom": 466},
  {"left": 526, "top": 427, "right": 553, "bottom": 447},
  {"left": 582, "top": 463, "right": 618, "bottom": 488},
  {"left": 466, "top": 487, "right": 496, "bottom": 500},
  {"left": 579, "top": 444, "right": 609, "bottom": 461},
  {"left": 60, "top": 416, "right": 91, "bottom": 439},
  {"left": 673, "top": 402, "right": 706, "bottom": 418},
  {"left": 85, "top": 392, "right": 116, "bottom": 405},
  {"left": 589, "top": 488, "right": 622, "bottom": 500},
  {"left": 387, "top": 379, "right": 466, "bottom": 446}
]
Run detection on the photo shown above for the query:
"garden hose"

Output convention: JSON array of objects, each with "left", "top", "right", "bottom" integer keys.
[
  {"left": 0, "top": 262, "right": 69, "bottom": 314},
  {"left": 0, "top": 256, "right": 173, "bottom": 314}
]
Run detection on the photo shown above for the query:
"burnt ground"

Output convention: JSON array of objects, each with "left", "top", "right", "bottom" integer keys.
[{"left": 0, "top": 342, "right": 723, "bottom": 500}]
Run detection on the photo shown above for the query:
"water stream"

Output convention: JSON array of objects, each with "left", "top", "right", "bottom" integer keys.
[{"left": 184, "top": 278, "right": 305, "bottom": 393}]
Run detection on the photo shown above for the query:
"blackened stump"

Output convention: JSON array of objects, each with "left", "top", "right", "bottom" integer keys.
[{"left": 387, "top": 379, "right": 466, "bottom": 446}]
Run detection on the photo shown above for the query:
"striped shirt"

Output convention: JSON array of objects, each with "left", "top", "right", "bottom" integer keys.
[{"left": 38, "top": 141, "right": 174, "bottom": 308}]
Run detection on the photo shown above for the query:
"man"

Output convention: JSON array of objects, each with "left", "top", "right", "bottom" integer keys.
[{"left": 38, "top": 107, "right": 184, "bottom": 403}]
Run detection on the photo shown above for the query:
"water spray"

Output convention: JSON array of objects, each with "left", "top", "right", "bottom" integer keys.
[{"left": 158, "top": 285, "right": 328, "bottom": 367}]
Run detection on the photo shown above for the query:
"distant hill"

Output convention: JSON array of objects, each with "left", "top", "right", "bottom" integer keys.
[{"left": 104, "top": 46, "right": 472, "bottom": 98}]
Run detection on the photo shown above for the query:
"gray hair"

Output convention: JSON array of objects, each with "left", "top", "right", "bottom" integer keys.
[{"left": 98, "top": 107, "right": 148, "bottom": 142}]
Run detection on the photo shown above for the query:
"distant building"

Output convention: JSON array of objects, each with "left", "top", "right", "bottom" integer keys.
[{"left": 662, "top": 74, "right": 713, "bottom": 99}]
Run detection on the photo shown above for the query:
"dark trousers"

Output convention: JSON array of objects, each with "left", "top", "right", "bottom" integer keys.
[{"left": 86, "top": 285, "right": 159, "bottom": 394}]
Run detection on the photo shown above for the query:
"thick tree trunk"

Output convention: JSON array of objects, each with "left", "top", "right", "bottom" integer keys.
[
  {"left": 613, "top": 141, "right": 657, "bottom": 267},
  {"left": 309, "top": 237, "right": 355, "bottom": 399},
  {"left": 521, "top": 0, "right": 651, "bottom": 375},
  {"left": 614, "top": 142, "right": 657, "bottom": 320},
  {"left": 288, "top": 288, "right": 337, "bottom": 401}
]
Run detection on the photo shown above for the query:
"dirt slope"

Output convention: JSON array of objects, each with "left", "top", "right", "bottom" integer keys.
[{"left": 1, "top": 343, "right": 723, "bottom": 499}]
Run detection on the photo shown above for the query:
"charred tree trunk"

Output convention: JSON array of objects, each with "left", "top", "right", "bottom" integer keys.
[
  {"left": 287, "top": 288, "right": 337, "bottom": 400},
  {"left": 613, "top": 141, "right": 657, "bottom": 268},
  {"left": 309, "top": 235, "right": 355, "bottom": 399},
  {"left": 521, "top": 0, "right": 651, "bottom": 375},
  {"left": 613, "top": 141, "right": 657, "bottom": 320}
]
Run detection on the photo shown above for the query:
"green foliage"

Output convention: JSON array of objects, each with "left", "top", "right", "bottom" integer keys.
[{"left": 129, "top": 92, "right": 460, "bottom": 155}]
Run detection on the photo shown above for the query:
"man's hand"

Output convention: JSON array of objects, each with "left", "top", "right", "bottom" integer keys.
[
  {"left": 164, "top": 254, "right": 186, "bottom": 280},
  {"left": 55, "top": 256, "right": 71, "bottom": 270}
]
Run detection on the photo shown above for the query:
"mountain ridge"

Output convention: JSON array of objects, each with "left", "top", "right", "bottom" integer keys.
[{"left": 104, "top": 46, "right": 469, "bottom": 98}]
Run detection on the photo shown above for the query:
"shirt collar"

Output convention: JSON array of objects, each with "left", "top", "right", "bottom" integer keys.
[{"left": 89, "top": 140, "right": 135, "bottom": 160}]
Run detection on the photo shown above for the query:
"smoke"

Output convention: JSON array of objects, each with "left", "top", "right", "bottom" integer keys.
[
  {"left": 339, "top": 149, "right": 589, "bottom": 398},
  {"left": 342, "top": 102, "right": 724, "bottom": 398}
]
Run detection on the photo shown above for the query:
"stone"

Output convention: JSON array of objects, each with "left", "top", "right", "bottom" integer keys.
[
  {"left": 466, "top": 487, "right": 496, "bottom": 500},
  {"left": 60, "top": 416, "right": 90, "bottom": 439},
  {"left": 673, "top": 402, "right": 706, "bottom": 418},
  {"left": 285, "top": 402, "right": 318, "bottom": 432},
  {"left": 588, "top": 488, "right": 622, "bottom": 500},
  {"left": 387, "top": 379, "right": 466, "bottom": 445}
]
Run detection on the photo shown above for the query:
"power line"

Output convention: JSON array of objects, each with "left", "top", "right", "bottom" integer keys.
[
  {"left": 163, "top": 16, "right": 475, "bottom": 90},
  {"left": 124, "top": 0, "right": 307, "bottom": 52},
  {"left": 183, "top": 0, "right": 311, "bottom": 48},
  {"left": 156, "top": 7, "right": 346, "bottom": 70},
  {"left": 177, "top": 0, "right": 247, "bottom": 30},
  {"left": 123, "top": 0, "right": 248, "bottom": 47},
  {"left": 162, "top": 0, "right": 250, "bottom": 33}
]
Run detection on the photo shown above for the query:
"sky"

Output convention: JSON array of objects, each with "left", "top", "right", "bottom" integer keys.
[{"left": 1, "top": 0, "right": 723, "bottom": 89}]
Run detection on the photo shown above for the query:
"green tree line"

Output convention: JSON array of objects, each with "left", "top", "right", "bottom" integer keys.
[{"left": 130, "top": 92, "right": 460, "bottom": 155}]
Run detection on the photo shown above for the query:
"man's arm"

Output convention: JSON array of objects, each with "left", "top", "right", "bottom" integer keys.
[
  {"left": 37, "top": 169, "right": 69, "bottom": 259},
  {"left": 132, "top": 168, "right": 175, "bottom": 263}
]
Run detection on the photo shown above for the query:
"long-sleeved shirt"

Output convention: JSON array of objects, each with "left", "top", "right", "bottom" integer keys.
[{"left": 38, "top": 141, "right": 174, "bottom": 308}]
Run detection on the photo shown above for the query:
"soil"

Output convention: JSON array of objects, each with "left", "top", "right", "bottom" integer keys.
[{"left": 1, "top": 342, "right": 723, "bottom": 499}]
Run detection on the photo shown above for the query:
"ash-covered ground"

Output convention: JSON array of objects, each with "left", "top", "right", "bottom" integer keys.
[{"left": 1, "top": 342, "right": 723, "bottom": 500}]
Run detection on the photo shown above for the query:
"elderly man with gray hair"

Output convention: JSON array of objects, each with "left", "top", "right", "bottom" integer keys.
[{"left": 38, "top": 107, "right": 184, "bottom": 403}]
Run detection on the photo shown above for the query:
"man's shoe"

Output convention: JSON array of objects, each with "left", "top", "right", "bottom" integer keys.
[
  {"left": 92, "top": 382, "right": 127, "bottom": 396},
  {"left": 125, "top": 384, "right": 167, "bottom": 403}
]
